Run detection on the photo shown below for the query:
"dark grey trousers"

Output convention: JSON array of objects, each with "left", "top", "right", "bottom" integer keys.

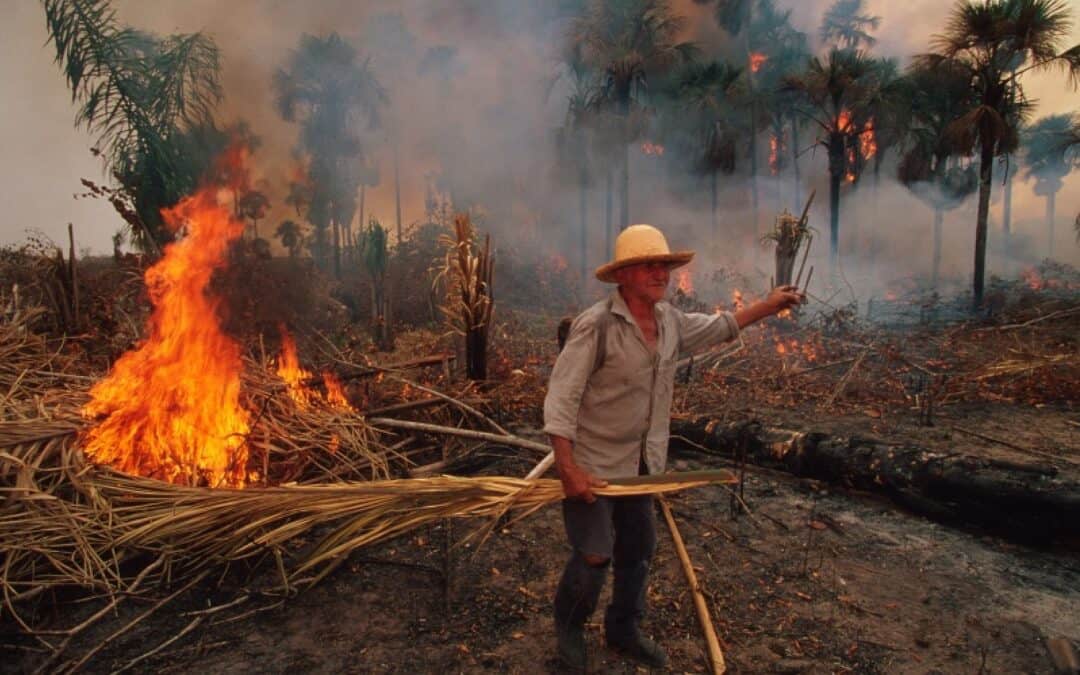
[{"left": 554, "top": 495, "right": 657, "bottom": 639}]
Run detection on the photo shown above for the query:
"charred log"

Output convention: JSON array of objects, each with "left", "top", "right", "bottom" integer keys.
[{"left": 671, "top": 418, "right": 1080, "bottom": 545}]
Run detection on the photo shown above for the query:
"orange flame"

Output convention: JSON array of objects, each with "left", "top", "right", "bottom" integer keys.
[
  {"left": 732, "top": 289, "right": 745, "bottom": 311},
  {"left": 769, "top": 134, "right": 781, "bottom": 175},
  {"left": 676, "top": 268, "right": 693, "bottom": 294},
  {"left": 641, "top": 141, "right": 665, "bottom": 156},
  {"left": 837, "top": 110, "right": 853, "bottom": 133},
  {"left": 1021, "top": 268, "right": 1044, "bottom": 290},
  {"left": 750, "top": 52, "right": 768, "bottom": 73},
  {"left": 81, "top": 146, "right": 253, "bottom": 487},
  {"left": 860, "top": 118, "right": 877, "bottom": 161},
  {"left": 276, "top": 325, "right": 316, "bottom": 409},
  {"left": 323, "top": 372, "right": 352, "bottom": 410}
]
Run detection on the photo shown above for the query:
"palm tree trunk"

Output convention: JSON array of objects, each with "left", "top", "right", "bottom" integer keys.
[
  {"left": 604, "top": 166, "right": 613, "bottom": 257},
  {"left": 332, "top": 218, "right": 341, "bottom": 279},
  {"left": 829, "top": 172, "right": 841, "bottom": 278},
  {"left": 750, "top": 119, "right": 759, "bottom": 241},
  {"left": 394, "top": 141, "right": 403, "bottom": 244},
  {"left": 579, "top": 164, "right": 588, "bottom": 289},
  {"left": 1047, "top": 191, "right": 1056, "bottom": 260},
  {"left": 1002, "top": 161, "right": 1013, "bottom": 259},
  {"left": 711, "top": 170, "right": 718, "bottom": 236},
  {"left": 791, "top": 119, "right": 801, "bottom": 212},
  {"left": 932, "top": 207, "right": 943, "bottom": 289},
  {"left": 359, "top": 184, "right": 366, "bottom": 237},
  {"left": 746, "top": 30, "right": 759, "bottom": 242},
  {"left": 973, "top": 141, "right": 994, "bottom": 308},
  {"left": 828, "top": 132, "right": 845, "bottom": 278},
  {"left": 620, "top": 142, "right": 630, "bottom": 230}
]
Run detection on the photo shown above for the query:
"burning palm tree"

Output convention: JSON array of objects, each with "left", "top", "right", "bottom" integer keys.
[
  {"left": 783, "top": 47, "right": 888, "bottom": 276},
  {"left": 570, "top": 0, "right": 697, "bottom": 230}
]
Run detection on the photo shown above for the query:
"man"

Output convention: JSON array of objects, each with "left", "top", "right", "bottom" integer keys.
[{"left": 544, "top": 224, "right": 804, "bottom": 671}]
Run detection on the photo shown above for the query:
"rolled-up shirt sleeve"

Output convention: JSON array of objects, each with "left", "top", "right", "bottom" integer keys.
[
  {"left": 543, "top": 316, "right": 599, "bottom": 443},
  {"left": 674, "top": 308, "right": 739, "bottom": 355}
]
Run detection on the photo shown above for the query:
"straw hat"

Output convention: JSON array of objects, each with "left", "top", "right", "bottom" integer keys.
[{"left": 595, "top": 224, "right": 694, "bottom": 283}]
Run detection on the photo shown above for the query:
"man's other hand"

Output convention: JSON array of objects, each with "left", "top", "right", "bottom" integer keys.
[{"left": 765, "top": 284, "right": 805, "bottom": 314}]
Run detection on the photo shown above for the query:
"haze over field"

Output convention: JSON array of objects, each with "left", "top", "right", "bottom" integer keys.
[{"left": 2, "top": 0, "right": 1078, "bottom": 297}]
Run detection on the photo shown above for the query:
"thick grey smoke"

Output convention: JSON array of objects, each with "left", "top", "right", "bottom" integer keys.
[{"left": 2, "top": 0, "right": 1077, "bottom": 307}]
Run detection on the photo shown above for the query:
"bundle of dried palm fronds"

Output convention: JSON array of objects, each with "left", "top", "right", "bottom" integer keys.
[{"left": 1, "top": 428, "right": 725, "bottom": 622}]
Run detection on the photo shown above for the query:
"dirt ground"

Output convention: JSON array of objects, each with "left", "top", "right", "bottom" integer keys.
[{"left": 8, "top": 403, "right": 1078, "bottom": 675}]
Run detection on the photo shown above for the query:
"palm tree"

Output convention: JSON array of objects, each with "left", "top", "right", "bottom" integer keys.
[
  {"left": 923, "top": 0, "right": 1080, "bottom": 307},
  {"left": 237, "top": 189, "right": 270, "bottom": 240},
  {"left": 274, "top": 33, "right": 386, "bottom": 277},
  {"left": 819, "top": 0, "right": 881, "bottom": 50},
  {"left": 898, "top": 61, "right": 979, "bottom": 287},
  {"left": 43, "top": 0, "right": 222, "bottom": 254},
  {"left": 554, "top": 45, "right": 599, "bottom": 286},
  {"left": 663, "top": 61, "right": 743, "bottom": 233},
  {"left": 748, "top": 8, "right": 811, "bottom": 212},
  {"left": 275, "top": 219, "right": 304, "bottom": 258},
  {"left": 1022, "top": 113, "right": 1078, "bottom": 258},
  {"left": 698, "top": 0, "right": 809, "bottom": 234},
  {"left": 784, "top": 48, "right": 885, "bottom": 275},
  {"left": 571, "top": 0, "right": 697, "bottom": 230}
]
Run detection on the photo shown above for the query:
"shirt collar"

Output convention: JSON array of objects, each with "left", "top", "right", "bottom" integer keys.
[{"left": 609, "top": 288, "right": 666, "bottom": 324}]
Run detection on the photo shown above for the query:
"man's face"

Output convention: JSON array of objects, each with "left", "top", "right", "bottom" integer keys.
[{"left": 616, "top": 261, "right": 673, "bottom": 305}]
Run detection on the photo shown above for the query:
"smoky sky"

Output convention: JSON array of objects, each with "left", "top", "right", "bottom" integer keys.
[{"left": 2, "top": 0, "right": 1077, "bottom": 295}]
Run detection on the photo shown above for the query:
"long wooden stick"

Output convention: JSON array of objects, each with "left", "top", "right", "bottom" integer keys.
[
  {"left": 659, "top": 498, "right": 726, "bottom": 674},
  {"left": 524, "top": 451, "right": 554, "bottom": 480},
  {"left": 369, "top": 417, "right": 548, "bottom": 454}
]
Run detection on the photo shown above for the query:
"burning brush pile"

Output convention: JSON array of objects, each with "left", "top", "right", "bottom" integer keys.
[{"left": 0, "top": 151, "right": 721, "bottom": 664}]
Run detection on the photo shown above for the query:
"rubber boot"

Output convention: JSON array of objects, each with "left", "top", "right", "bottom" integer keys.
[
  {"left": 604, "top": 560, "right": 667, "bottom": 668},
  {"left": 554, "top": 553, "right": 607, "bottom": 672}
]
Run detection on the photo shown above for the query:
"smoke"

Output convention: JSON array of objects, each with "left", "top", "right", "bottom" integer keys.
[{"left": 3, "top": 0, "right": 1077, "bottom": 305}]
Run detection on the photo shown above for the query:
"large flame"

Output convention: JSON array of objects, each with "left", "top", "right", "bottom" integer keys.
[{"left": 81, "top": 146, "right": 253, "bottom": 487}]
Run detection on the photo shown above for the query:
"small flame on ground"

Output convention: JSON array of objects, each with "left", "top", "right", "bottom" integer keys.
[
  {"left": 732, "top": 289, "right": 745, "bottom": 312},
  {"left": 276, "top": 324, "right": 316, "bottom": 409},
  {"left": 323, "top": 372, "right": 353, "bottom": 410},
  {"left": 1021, "top": 268, "right": 1049, "bottom": 291},
  {"left": 750, "top": 52, "right": 768, "bottom": 73},
  {"left": 81, "top": 145, "right": 253, "bottom": 487},
  {"left": 676, "top": 268, "right": 693, "bottom": 294},
  {"left": 641, "top": 141, "right": 665, "bottom": 156},
  {"left": 769, "top": 134, "right": 782, "bottom": 175}
]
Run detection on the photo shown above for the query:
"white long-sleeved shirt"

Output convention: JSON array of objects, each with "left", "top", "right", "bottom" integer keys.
[{"left": 543, "top": 289, "right": 739, "bottom": 479}]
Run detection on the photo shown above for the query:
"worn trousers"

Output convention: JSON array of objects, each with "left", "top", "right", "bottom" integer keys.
[{"left": 554, "top": 494, "right": 657, "bottom": 638}]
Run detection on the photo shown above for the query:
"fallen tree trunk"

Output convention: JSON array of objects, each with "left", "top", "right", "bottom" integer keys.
[{"left": 670, "top": 418, "right": 1080, "bottom": 545}]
